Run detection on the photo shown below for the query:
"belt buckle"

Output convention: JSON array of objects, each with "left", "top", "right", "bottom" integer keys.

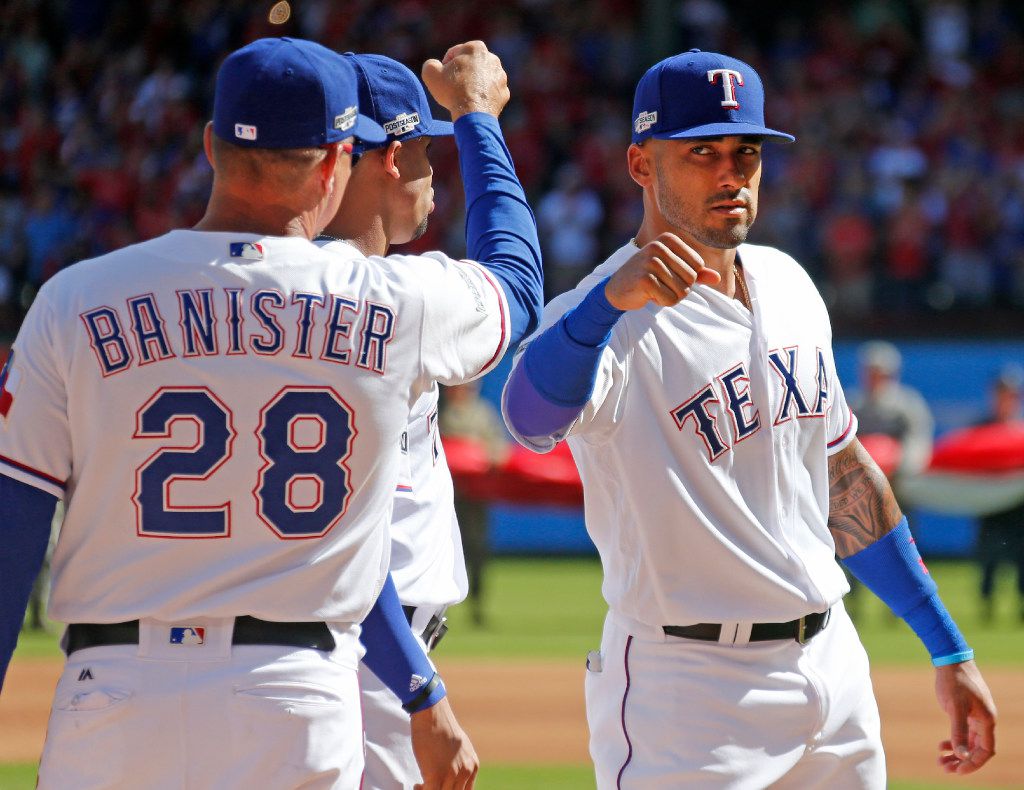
[{"left": 796, "top": 615, "right": 808, "bottom": 644}]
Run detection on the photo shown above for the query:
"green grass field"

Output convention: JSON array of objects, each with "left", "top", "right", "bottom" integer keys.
[
  {"left": 6, "top": 557, "right": 1020, "bottom": 789},
  {"left": 437, "top": 556, "right": 1024, "bottom": 666},
  {"left": 0, "top": 761, "right": 1008, "bottom": 790}
]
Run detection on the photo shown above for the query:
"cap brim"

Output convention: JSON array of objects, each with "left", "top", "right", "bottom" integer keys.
[
  {"left": 354, "top": 115, "right": 386, "bottom": 144},
  {"left": 652, "top": 122, "right": 795, "bottom": 143}
]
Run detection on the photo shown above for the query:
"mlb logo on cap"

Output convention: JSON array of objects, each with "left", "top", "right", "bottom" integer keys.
[
  {"left": 234, "top": 124, "right": 257, "bottom": 141},
  {"left": 170, "top": 627, "right": 206, "bottom": 645},
  {"left": 631, "top": 49, "right": 794, "bottom": 145}
]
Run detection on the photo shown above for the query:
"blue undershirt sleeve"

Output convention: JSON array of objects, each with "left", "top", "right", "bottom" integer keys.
[
  {"left": 360, "top": 573, "right": 446, "bottom": 712},
  {"left": 505, "top": 277, "right": 624, "bottom": 439},
  {"left": 842, "top": 517, "right": 972, "bottom": 666},
  {"left": 0, "top": 473, "right": 58, "bottom": 689},
  {"left": 455, "top": 113, "right": 543, "bottom": 343}
]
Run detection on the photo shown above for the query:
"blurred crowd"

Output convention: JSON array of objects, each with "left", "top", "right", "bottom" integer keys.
[{"left": 1, "top": 0, "right": 1023, "bottom": 335}]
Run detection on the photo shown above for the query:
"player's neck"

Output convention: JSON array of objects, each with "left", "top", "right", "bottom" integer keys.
[
  {"left": 195, "top": 193, "right": 316, "bottom": 238},
  {"left": 327, "top": 223, "right": 388, "bottom": 258},
  {"left": 634, "top": 220, "right": 736, "bottom": 274}
]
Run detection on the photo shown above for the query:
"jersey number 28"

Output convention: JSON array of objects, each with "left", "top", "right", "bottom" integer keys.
[{"left": 132, "top": 386, "right": 354, "bottom": 539}]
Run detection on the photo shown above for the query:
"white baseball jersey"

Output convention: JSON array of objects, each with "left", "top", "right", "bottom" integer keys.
[
  {"left": 0, "top": 229, "right": 509, "bottom": 625},
  {"left": 317, "top": 238, "right": 468, "bottom": 611},
  {"left": 391, "top": 386, "right": 468, "bottom": 608},
  {"left": 504, "top": 241, "right": 856, "bottom": 628}
]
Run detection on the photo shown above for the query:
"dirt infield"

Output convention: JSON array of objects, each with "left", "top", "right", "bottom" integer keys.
[{"left": 2, "top": 657, "right": 1020, "bottom": 786}]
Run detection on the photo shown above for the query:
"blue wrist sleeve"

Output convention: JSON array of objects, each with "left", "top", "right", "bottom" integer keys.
[
  {"left": 504, "top": 278, "right": 623, "bottom": 438},
  {"left": 842, "top": 517, "right": 971, "bottom": 665},
  {"left": 360, "top": 573, "right": 446, "bottom": 712},
  {"left": 0, "top": 473, "right": 58, "bottom": 689},
  {"left": 455, "top": 113, "right": 543, "bottom": 344}
]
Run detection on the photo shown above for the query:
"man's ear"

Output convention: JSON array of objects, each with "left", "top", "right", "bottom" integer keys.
[
  {"left": 203, "top": 122, "right": 216, "bottom": 170},
  {"left": 383, "top": 140, "right": 403, "bottom": 180},
  {"left": 627, "top": 142, "right": 654, "bottom": 189},
  {"left": 319, "top": 141, "right": 343, "bottom": 192},
  {"left": 319, "top": 141, "right": 344, "bottom": 184}
]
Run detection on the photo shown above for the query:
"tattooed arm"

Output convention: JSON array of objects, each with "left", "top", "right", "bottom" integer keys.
[
  {"left": 831, "top": 438, "right": 997, "bottom": 774},
  {"left": 827, "top": 437, "right": 903, "bottom": 558}
]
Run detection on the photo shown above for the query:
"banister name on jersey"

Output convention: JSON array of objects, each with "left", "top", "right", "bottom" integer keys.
[
  {"left": 79, "top": 282, "right": 400, "bottom": 376},
  {"left": 0, "top": 230, "right": 509, "bottom": 626},
  {"left": 506, "top": 242, "right": 856, "bottom": 628}
]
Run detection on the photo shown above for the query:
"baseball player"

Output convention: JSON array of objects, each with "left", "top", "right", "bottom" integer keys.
[
  {"left": 313, "top": 53, "right": 471, "bottom": 788},
  {"left": 0, "top": 38, "right": 542, "bottom": 790},
  {"left": 502, "top": 50, "right": 996, "bottom": 787}
]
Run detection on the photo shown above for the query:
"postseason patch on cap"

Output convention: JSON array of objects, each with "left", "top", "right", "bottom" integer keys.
[
  {"left": 634, "top": 110, "right": 657, "bottom": 134},
  {"left": 234, "top": 123, "right": 258, "bottom": 141},
  {"left": 384, "top": 112, "right": 421, "bottom": 136},
  {"left": 230, "top": 242, "right": 264, "bottom": 260},
  {"left": 334, "top": 105, "right": 357, "bottom": 132}
]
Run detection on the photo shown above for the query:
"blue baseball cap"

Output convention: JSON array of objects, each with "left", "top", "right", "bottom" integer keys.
[
  {"left": 213, "top": 38, "right": 385, "bottom": 149},
  {"left": 631, "top": 49, "right": 794, "bottom": 145},
  {"left": 343, "top": 53, "right": 454, "bottom": 154}
]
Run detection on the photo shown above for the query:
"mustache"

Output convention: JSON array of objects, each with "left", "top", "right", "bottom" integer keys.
[{"left": 706, "top": 190, "right": 752, "bottom": 206}]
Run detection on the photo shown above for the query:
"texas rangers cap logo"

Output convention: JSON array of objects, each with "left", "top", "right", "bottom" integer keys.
[{"left": 707, "top": 68, "right": 744, "bottom": 109}]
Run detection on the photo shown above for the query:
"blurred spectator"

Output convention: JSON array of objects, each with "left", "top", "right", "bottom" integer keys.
[
  {"left": 820, "top": 176, "right": 875, "bottom": 315},
  {"left": 851, "top": 341, "right": 934, "bottom": 482},
  {"left": 24, "top": 185, "right": 77, "bottom": 287},
  {"left": 440, "top": 381, "right": 509, "bottom": 627},
  {"left": 975, "top": 365, "right": 1024, "bottom": 623},
  {"left": 537, "top": 162, "right": 604, "bottom": 300},
  {"left": 1, "top": 1, "right": 1024, "bottom": 334}
]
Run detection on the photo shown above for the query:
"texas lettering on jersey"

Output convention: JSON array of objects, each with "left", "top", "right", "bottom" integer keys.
[
  {"left": 79, "top": 289, "right": 396, "bottom": 376},
  {"left": 671, "top": 346, "right": 830, "bottom": 462}
]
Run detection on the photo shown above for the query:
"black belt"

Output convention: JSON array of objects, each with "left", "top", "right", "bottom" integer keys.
[
  {"left": 66, "top": 616, "right": 336, "bottom": 655},
  {"left": 663, "top": 609, "right": 830, "bottom": 645},
  {"left": 403, "top": 605, "right": 449, "bottom": 652}
]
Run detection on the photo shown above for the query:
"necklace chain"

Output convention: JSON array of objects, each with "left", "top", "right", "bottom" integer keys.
[
  {"left": 315, "top": 233, "right": 344, "bottom": 243},
  {"left": 734, "top": 261, "right": 751, "bottom": 310}
]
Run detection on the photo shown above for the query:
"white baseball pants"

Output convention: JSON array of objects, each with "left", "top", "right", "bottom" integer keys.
[
  {"left": 358, "top": 620, "right": 436, "bottom": 789},
  {"left": 38, "top": 618, "right": 365, "bottom": 790},
  {"left": 359, "top": 665, "right": 422, "bottom": 789},
  {"left": 585, "top": 601, "right": 885, "bottom": 789}
]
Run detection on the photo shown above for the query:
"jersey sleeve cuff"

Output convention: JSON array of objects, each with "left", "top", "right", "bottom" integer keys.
[
  {"left": 826, "top": 409, "right": 857, "bottom": 455},
  {"left": 0, "top": 455, "right": 65, "bottom": 499}
]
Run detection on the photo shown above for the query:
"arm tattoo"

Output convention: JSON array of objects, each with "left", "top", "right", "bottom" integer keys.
[{"left": 827, "top": 438, "right": 903, "bottom": 558}]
